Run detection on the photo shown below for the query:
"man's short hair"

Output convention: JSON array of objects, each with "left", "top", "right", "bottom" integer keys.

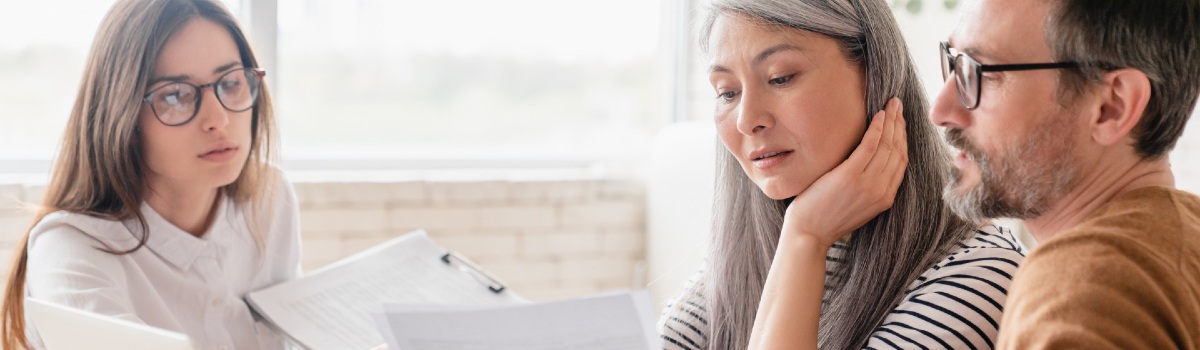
[{"left": 1047, "top": 0, "right": 1200, "bottom": 158}]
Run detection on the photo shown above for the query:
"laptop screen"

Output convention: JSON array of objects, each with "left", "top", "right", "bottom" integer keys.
[{"left": 25, "top": 298, "right": 193, "bottom": 350}]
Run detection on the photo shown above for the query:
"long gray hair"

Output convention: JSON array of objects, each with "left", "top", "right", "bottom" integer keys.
[{"left": 670, "top": 0, "right": 977, "bottom": 349}]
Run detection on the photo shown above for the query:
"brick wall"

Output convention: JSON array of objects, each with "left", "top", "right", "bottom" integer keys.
[{"left": 0, "top": 174, "right": 648, "bottom": 302}]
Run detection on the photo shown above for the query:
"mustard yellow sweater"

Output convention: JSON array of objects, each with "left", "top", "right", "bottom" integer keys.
[{"left": 997, "top": 186, "right": 1200, "bottom": 349}]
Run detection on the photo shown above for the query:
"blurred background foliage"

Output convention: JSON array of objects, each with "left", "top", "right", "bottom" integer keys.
[{"left": 893, "top": 0, "right": 959, "bottom": 14}]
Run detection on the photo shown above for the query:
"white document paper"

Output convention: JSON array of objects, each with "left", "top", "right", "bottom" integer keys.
[
  {"left": 245, "top": 230, "right": 523, "bottom": 350},
  {"left": 375, "top": 290, "right": 658, "bottom": 350}
]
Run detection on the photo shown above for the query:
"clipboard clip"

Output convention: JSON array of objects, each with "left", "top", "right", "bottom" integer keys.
[{"left": 441, "top": 252, "right": 507, "bottom": 294}]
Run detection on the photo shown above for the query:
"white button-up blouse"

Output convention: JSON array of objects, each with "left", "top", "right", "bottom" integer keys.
[{"left": 23, "top": 175, "right": 302, "bottom": 350}]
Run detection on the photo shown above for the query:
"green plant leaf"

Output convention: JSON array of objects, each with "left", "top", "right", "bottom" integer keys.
[{"left": 906, "top": 0, "right": 923, "bottom": 14}]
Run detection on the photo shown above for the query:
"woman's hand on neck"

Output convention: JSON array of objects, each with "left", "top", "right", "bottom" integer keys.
[{"left": 781, "top": 98, "right": 908, "bottom": 247}]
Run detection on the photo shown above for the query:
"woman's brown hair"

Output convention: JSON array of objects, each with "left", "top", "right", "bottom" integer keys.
[{"left": 1, "top": 0, "right": 278, "bottom": 348}]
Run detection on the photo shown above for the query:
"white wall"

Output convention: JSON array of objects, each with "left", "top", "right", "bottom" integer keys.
[
  {"left": 0, "top": 175, "right": 647, "bottom": 302},
  {"left": 645, "top": 122, "right": 716, "bottom": 311}
]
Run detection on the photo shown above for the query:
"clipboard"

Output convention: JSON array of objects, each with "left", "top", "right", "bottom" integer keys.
[
  {"left": 441, "top": 252, "right": 507, "bottom": 294},
  {"left": 244, "top": 230, "right": 524, "bottom": 350}
]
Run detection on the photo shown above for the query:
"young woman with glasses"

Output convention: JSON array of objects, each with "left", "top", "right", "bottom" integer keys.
[
  {"left": 659, "top": 0, "right": 1028, "bottom": 349},
  {"left": 1, "top": 0, "right": 300, "bottom": 349}
]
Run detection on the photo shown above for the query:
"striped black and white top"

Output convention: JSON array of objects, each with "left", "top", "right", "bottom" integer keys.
[{"left": 659, "top": 225, "right": 1026, "bottom": 350}]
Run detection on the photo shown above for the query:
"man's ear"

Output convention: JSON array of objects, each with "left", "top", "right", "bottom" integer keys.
[{"left": 1092, "top": 68, "right": 1152, "bottom": 146}]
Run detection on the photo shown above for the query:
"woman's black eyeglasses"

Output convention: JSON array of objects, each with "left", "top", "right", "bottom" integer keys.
[{"left": 143, "top": 67, "right": 265, "bottom": 126}]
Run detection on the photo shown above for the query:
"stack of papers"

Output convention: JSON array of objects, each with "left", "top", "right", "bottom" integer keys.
[
  {"left": 246, "top": 230, "right": 659, "bottom": 350},
  {"left": 375, "top": 291, "right": 658, "bottom": 350},
  {"left": 246, "top": 231, "right": 523, "bottom": 349}
]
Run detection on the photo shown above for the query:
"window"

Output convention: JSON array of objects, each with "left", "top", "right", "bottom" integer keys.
[
  {"left": 274, "top": 0, "right": 664, "bottom": 163},
  {"left": 1, "top": 0, "right": 661, "bottom": 173}
]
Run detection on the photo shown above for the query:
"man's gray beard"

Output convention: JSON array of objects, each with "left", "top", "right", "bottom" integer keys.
[{"left": 942, "top": 128, "right": 1077, "bottom": 224}]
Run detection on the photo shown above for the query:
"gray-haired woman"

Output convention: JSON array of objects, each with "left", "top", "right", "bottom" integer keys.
[{"left": 659, "top": 0, "right": 1025, "bottom": 349}]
